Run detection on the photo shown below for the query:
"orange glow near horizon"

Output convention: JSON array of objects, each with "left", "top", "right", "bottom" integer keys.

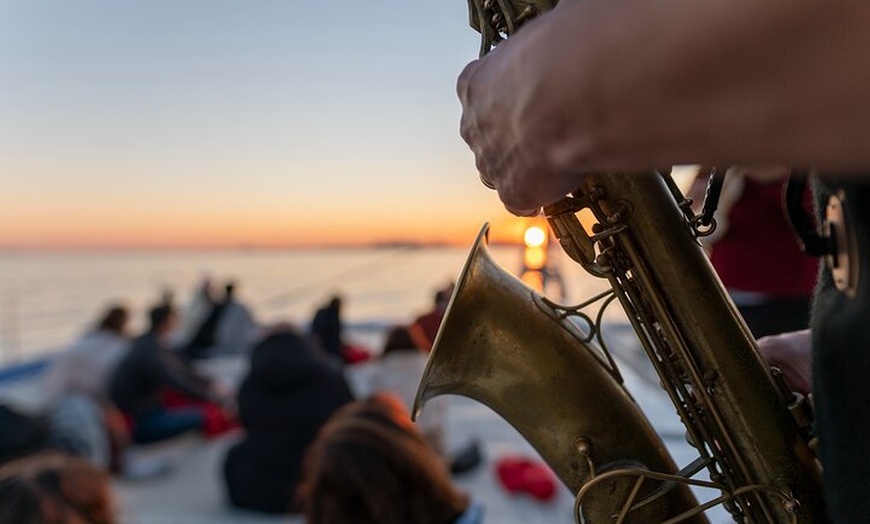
[
  {"left": 0, "top": 174, "right": 566, "bottom": 250},
  {"left": 0, "top": 202, "right": 542, "bottom": 249},
  {"left": 0, "top": 220, "right": 482, "bottom": 249}
]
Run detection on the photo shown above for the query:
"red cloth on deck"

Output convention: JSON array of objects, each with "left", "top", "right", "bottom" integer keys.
[
  {"left": 159, "top": 388, "right": 239, "bottom": 438},
  {"left": 495, "top": 456, "right": 557, "bottom": 501}
]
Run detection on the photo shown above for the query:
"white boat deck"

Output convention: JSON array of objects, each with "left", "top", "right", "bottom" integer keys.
[
  {"left": 113, "top": 396, "right": 585, "bottom": 524},
  {"left": 3, "top": 324, "right": 734, "bottom": 523},
  {"left": 110, "top": 349, "right": 586, "bottom": 524}
]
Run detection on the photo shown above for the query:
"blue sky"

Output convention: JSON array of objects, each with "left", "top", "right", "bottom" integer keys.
[{"left": 0, "top": 1, "right": 523, "bottom": 247}]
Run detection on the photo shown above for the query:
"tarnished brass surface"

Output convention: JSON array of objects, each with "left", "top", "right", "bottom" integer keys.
[
  {"left": 413, "top": 225, "right": 704, "bottom": 523},
  {"left": 466, "top": 0, "right": 557, "bottom": 54},
  {"left": 415, "top": 173, "right": 827, "bottom": 523},
  {"left": 550, "top": 173, "right": 827, "bottom": 523}
]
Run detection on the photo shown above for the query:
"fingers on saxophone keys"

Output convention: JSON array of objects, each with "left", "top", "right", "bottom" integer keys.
[
  {"left": 479, "top": 171, "right": 496, "bottom": 189},
  {"left": 498, "top": 186, "right": 542, "bottom": 217},
  {"left": 506, "top": 203, "right": 541, "bottom": 218}
]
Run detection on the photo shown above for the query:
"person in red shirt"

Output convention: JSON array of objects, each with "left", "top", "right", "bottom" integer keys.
[
  {"left": 409, "top": 284, "right": 455, "bottom": 353},
  {"left": 690, "top": 166, "right": 819, "bottom": 338}
]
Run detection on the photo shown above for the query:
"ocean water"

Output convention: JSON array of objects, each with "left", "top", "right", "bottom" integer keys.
[{"left": 0, "top": 242, "right": 617, "bottom": 365}]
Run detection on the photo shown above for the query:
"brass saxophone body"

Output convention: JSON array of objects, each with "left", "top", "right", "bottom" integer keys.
[
  {"left": 555, "top": 173, "right": 825, "bottom": 522},
  {"left": 415, "top": 172, "right": 826, "bottom": 522}
]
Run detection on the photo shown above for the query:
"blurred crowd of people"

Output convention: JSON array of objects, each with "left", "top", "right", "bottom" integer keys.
[
  {"left": 0, "top": 278, "right": 485, "bottom": 523},
  {"left": 0, "top": 218, "right": 820, "bottom": 523}
]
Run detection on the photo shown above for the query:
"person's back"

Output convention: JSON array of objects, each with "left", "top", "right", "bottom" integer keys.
[
  {"left": 310, "top": 296, "right": 343, "bottom": 361},
  {"left": 690, "top": 167, "right": 819, "bottom": 338},
  {"left": 68, "top": 331, "right": 130, "bottom": 399},
  {"left": 31, "top": 305, "right": 132, "bottom": 469},
  {"left": 709, "top": 174, "right": 816, "bottom": 294},
  {"left": 223, "top": 328, "right": 353, "bottom": 514},
  {"left": 181, "top": 303, "right": 225, "bottom": 360},
  {"left": 108, "top": 304, "right": 213, "bottom": 444},
  {"left": 0, "top": 404, "right": 50, "bottom": 467},
  {"left": 42, "top": 305, "right": 130, "bottom": 408},
  {"left": 109, "top": 330, "right": 181, "bottom": 416},
  {"left": 409, "top": 285, "right": 453, "bottom": 352},
  {"left": 173, "top": 277, "right": 218, "bottom": 353},
  {"left": 213, "top": 282, "right": 257, "bottom": 356}
]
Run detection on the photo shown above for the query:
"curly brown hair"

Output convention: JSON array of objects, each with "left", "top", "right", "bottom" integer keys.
[
  {"left": 298, "top": 394, "right": 468, "bottom": 524},
  {"left": 0, "top": 452, "right": 116, "bottom": 524}
]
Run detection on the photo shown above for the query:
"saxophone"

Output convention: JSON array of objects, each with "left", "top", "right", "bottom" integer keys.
[{"left": 413, "top": 3, "right": 827, "bottom": 523}]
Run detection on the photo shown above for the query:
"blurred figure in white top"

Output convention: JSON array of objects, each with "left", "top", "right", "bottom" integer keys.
[{"left": 40, "top": 304, "right": 131, "bottom": 469}]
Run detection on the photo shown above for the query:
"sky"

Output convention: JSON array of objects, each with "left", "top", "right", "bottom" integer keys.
[{"left": 0, "top": 0, "right": 534, "bottom": 248}]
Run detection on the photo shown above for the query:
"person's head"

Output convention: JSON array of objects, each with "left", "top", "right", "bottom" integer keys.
[
  {"left": 0, "top": 452, "right": 116, "bottom": 524},
  {"left": 96, "top": 305, "right": 128, "bottom": 335},
  {"left": 148, "top": 304, "right": 176, "bottom": 335},
  {"left": 262, "top": 320, "right": 297, "bottom": 339},
  {"left": 298, "top": 394, "right": 468, "bottom": 524},
  {"left": 224, "top": 281, "right": 236, "bottom": 300},
  {"left": 246, "top": 328, "right": 326, "bottom": 392},
  {"left": 328, "top": 295, "right": 342, "bottom": 311},
  {"left": 382, "top": 325, "right": 418, "bottom": 356}
]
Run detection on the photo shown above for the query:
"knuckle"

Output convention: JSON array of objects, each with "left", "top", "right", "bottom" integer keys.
[{"left": 456, "top": 61, "right": 478, "bottom": 100}]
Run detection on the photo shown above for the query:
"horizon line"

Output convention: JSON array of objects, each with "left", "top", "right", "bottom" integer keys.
[{"left": 0, "top": 239, "right": 523, "bottom": 252}]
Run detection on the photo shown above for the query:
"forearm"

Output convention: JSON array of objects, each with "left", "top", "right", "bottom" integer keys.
[
  {"left": 515, "top": 0, "right": 870, "bottom": 172},
  {"left": 158, "top": 361, "right": 213, "bottom": 403},
  {"left": 166, "top": 373, "right": 213, "bottom": 402}
]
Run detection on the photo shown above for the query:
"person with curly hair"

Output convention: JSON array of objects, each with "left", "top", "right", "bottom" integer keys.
[
  {"left": 298, "top": 394, "right": 484, "bottom": 524},
  {"left": 0, "top": 452, "right": 117, "bottom": 524}
]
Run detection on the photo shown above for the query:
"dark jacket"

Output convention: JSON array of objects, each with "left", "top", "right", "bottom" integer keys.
[
  {"left": 310, "top": 303, "right": 342, "bottom": 360},
  {"left": 223, "top": 331, "right": 354, "bottom": 514},
  {"left": 108, "top": 331, "right": 211, "bottom": 416},
  {"left": 0, "top": 404, "right": 49, "bottom": 465}
]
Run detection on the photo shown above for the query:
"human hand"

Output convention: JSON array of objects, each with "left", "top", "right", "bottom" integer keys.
[
  {"left": 456, "top": 7, "right": 591, "bottom": 216},
  {"left": 209, "top": 381, "right": 236, "bottom": 409},
  {"left": 756, "top": 329, "right": 812, "bottom": 397}
]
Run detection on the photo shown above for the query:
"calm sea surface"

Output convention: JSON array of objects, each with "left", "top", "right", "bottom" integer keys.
[{"left": 0, "top": 243, "right": 618, "bottom": 365}]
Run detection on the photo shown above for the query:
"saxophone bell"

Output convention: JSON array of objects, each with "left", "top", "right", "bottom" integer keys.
[{"left": 414, "top": 224, "right": 706, "bottom": 523}]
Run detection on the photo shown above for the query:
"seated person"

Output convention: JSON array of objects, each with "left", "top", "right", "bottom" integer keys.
[
  {"left": 0, "top": 401, "right": 114, "bottom": 472},
  {"left": 223, "top": 326, "right": 354, "bottom": 514},
  {"left": 42, "top": 304, "right": 130, "bottom": 407},
  {"left": 298, "top": 394, "right": 483, "bottom": 524},
  {"left": 0, "top": 404, "right": 51, "bottom": 467},
  {"left": 181, "top": 281, "right": 258, "bottom": 361},
  {"left": 0, "top": 452, "right": 118, "bottom": 524},
  {"left": 409, "top": 284, "right": 454, "bottom": 352},
  {"left": 310, "top": 295, "right": 345, "bottom": 363},
  {"left": 40, "top": 304, "right": 131, "bottom": 469},
  {"left": 212, "top": 281, "right": 258, "bottom": 356},
  {"left": 108, "top": 303, "right": 226, "bottom": 445},
  {"left": 176, "top": 277, "right": 221, "bottom": 361},
  {"left": 688, "top": 166, "right": 818, "bottom": 338}
]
